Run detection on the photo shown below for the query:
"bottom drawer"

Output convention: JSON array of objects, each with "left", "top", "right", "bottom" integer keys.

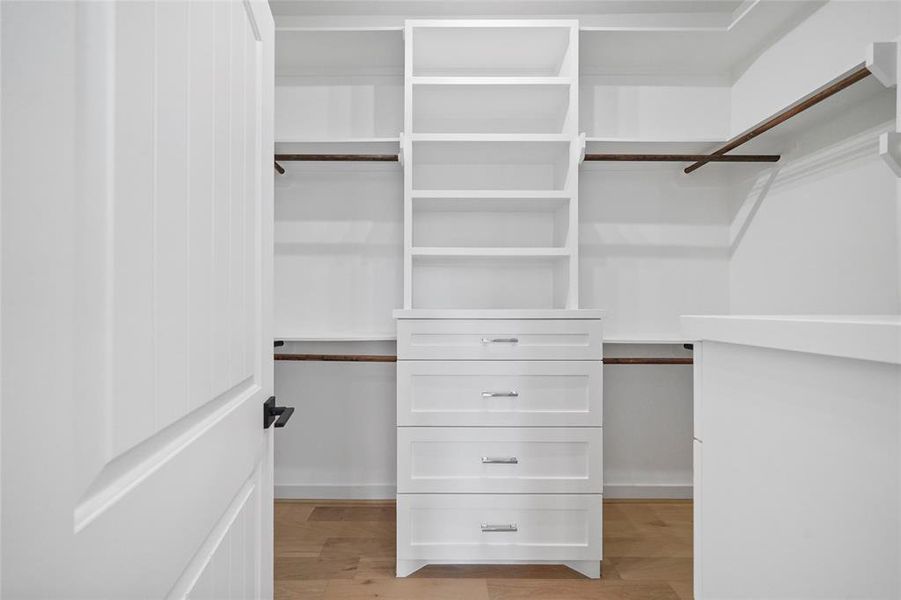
[{"left": 397, "top": 494, "right": 602, "bottom": 562}]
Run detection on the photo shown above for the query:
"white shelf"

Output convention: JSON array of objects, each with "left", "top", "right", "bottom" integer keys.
[
  {"left": 584, "top": 137, "right": 725, "bottom": 154},
  {"left": 275, "top": 138, "right": 400, "bottom": 154},
  {"left": 412, "top": 133, "right": 571, "bottom": 143},
  {"left": 412, "top": 247, "right": 570, "bottom": 258},
  {"left": 412, "top": 190, "right": 571, "bottom": 199},
  {"left": 413, "top": 196, "right": 568, "bottom": 212},
  {"left": 394, "top": 309, "right": 604, "bottom": 320},
  {"left": 276, "top": 137, "right": 400, "bottom": 144},
  {"left": 682, "top": 315, "right": 901, "bottom": 365},
  {"left": 604, "top": 337, "right": 693, "bottom": 345},
  {"left": 412, "top": 76, "right": 573, "bottom": 86},
  {"left": 276, "top": 333, "right": 397, "bottom": 342}
]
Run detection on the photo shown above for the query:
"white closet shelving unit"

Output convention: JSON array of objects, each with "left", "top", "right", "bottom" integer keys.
[
  {"left": 403, "top": 21, "right": 582, "bottom": 311},
  {"left": 395, "top": 20, "right": 604, "bottom": 579}
]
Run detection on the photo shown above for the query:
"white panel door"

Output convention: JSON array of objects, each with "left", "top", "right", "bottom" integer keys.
[{"left": 1, "top": 0, "right": 275, "bottom": 598}]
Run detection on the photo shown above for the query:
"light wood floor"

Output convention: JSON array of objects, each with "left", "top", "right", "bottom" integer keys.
[{"left": 275, "top": 499, "right": 692, "bottom": 600}]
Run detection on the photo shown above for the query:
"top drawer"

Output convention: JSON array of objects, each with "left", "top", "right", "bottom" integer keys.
[{"left": 397, "top": 319, "right": 603, "bottom": 360}]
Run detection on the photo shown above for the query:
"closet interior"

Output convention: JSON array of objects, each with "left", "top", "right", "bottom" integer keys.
[{"left": 269, "top": 0, "right": 901, "bottom": 591}]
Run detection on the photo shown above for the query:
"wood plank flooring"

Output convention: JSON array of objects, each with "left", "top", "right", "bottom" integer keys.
[{"left": 275, "top": 499, "right": 692, "bottom": 600}]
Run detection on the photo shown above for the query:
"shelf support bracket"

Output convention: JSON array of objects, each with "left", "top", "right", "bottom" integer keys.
[
  {"left": 867, "top": 41, "right": 897, "bottom": 88},
  {"left": 879, "top": 132, "right": 901, "bottom": 177},
  {"left": 872, "top": 39, "right": 901, "bottom": 177},
  {"left": 578, "top": 132, "right": 586, "bottom": 164},
  {"left": 398, "top": 132, "right": 405, "bottom": 166}
]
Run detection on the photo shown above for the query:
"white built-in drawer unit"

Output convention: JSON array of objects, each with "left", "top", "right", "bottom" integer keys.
[
  {"left": 397, "top": 360, "right": 602, "bottom": 426},
  {"left": 395, "top": 311, "right": 604, "bottom": 579},
  {"left": 397, "top": 494, "right": 603, "bottom": 563},
  {"left": 397, "top": 318, "right": 603, "bottom": 360},
  {"left": 397, "top": 427, "right": 603, "bottom": 493}
]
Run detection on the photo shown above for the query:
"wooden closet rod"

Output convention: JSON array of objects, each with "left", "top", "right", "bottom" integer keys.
[
  {"left": 585, "top": 154, "right": 780, "bottom": 163},
  {"left": 685, "top": 65, "right": 872, "bottom": 174},
  {"left": 274, "top": 154, "right": 399, "bottom": 162},
  {"left": 276, "top": 353, "right": 397, "bottom": 363},
  {"left": 274, "top": 353, "right": 692, "bottom": 365},
  {"left": 604, "top": 357, "right": 693, "bottom": 365}
]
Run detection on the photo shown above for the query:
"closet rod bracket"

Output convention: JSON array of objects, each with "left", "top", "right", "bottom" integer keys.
[
  {"left": 879, "top": 131, "right": 901, "bottom": 177},
  {"left": 867, "top": 40, "right": 898, "bottom": 88}
]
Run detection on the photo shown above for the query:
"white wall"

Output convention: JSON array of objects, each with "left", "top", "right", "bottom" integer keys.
[
  {"left": 274, "top": 164, "right": 402, "bottom": 339},
  {"left": 580, "top": 164, "right": 732, "bottom": 340},
  {"left": 581, "top": 77, "right": 730, "bottom": 140},
  {"left": 274, "top": 342, "right": 397, "bottom": 499},
  {"left": 729, "top": 2, "right": 901, "bottom": 315},
  {"left": 603, "top": 344, "right": 693, "bottom": 499}
]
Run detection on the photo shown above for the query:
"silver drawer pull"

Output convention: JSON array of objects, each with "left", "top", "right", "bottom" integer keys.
[
  {"left": 481, "top": 456, "right": 518, "bottom": 464},
  {"left": 481, "top": 523, "right": 518, "bottom": 533},
  {"left": 481, "top": 337, "right": 519, "bottom": 344},
  {"left": 481, "top": 391, "right": 519, "bottom": 398}
]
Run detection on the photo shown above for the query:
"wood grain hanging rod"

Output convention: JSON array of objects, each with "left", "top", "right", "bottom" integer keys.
[
  {"left": 685, "top": 65, "right": 872, "bottom": 174},
  {"left": 274, "top": 353, "right": 692, "bottom": 365},
  {"left": 585, "top": 154, "right": 780, "bottom": 163},
  {"left": 274, "top": 154, "right": 399, "bottom": 162}
]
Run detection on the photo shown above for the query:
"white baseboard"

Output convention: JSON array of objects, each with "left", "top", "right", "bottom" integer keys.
[
  {"left": 275, "top": 483, "right": 396, "bottom": 500},
  {"left": 604, "top": 483, "right": 693, "bottom": 499},
  {"left": 276, "top": 483, "right": 689, "bottom": 500}
]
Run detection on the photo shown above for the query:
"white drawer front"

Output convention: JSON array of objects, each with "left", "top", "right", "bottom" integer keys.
[
  {"left": 397, "top": 360, "right": 604, "bottom": 427},
  {"left": 397, "top": 494, "right": 603, "bottom": 562},
  {"left": 397, "top": 319, "right": 603, "bottom": 360},
  {"left": 397, "top": 361, "right": 602, "bottom": 426},
  {"left": 397, "top": 427, "right": 603, "bottom": 493}
]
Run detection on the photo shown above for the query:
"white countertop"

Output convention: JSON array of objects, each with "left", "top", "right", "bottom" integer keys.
[
  {"left": 393, "top": 309, "right": 605, "bottom": 320},
  {"left": 682, "top": 315, "right": 901, "bottom": 365}
]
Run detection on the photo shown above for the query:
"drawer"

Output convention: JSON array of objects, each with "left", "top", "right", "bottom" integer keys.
[
  {"left": 397, "top": 361, "right": 602, "bottom": 426},
  {"left": 397, "top": 493, "right": 603, "bottom": 562},
  {"left": 396, "top": 319, "right": 603, "bottom": 360},
  {"left": 397, "top": 427, "right": 603, "bottom": 493}
]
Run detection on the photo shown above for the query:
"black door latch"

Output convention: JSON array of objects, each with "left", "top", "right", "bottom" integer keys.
[{"left": 263, "top": 396, "right": 295, "bottom": 429}]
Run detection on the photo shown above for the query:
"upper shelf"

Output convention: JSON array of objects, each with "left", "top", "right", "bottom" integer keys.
[
  {"left": 409, "top": 21, "right": 578, "bottom": 78},
  {"left": 275, "top": 138, "right": 400, "bottom": 155}
]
